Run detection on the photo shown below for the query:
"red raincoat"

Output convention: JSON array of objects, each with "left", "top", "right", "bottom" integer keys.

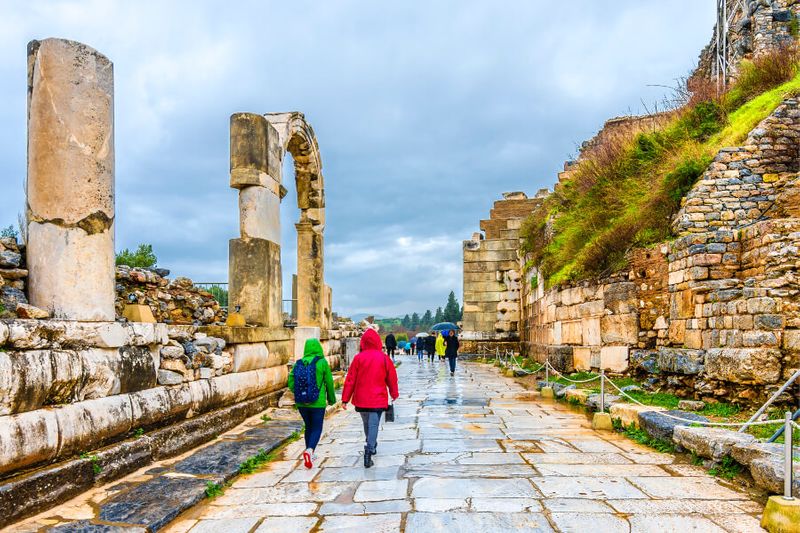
[{"left": 342, "top": 329, "right": 399, "bottom": 409}]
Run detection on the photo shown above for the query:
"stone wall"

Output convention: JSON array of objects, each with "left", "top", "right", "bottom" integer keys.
[
  {"left": 696, "top": 0, "right": 800, "bottom": 83},
  {"left": 0, "top": 237, "right": 27, "bottom": 317},
  {"left": 514, "top": 98, "right": 800, "bottom": 405},
  {"left": 461, "top": 191, "right": 547, "bottom": 353}
]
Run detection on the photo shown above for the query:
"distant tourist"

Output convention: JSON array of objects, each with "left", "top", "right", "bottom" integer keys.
[
  {"left": 342, "top": 328, "right": 400, "bottom": 468},
  {"left": 385, "top": 332, "right": 397, "bottom": 360},
  {"left": 444, "top": 329, "right": 460, "bottom": 376},
  {"left": 288, "top": 338, "right": 337, "bottom": 469},
  {"left": 426, "top": 334, "right": 436, "bottom": 363},
  {"left": 435, "top": 331, "right": 446, "bottom": 361}
]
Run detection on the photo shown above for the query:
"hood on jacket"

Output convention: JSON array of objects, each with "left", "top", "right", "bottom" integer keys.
[
  {"left": 360, "top": 328, "right": 383, "bottom": 351},
  {"left": 303, "top": 338, "right": 324, "bottom": 359}
]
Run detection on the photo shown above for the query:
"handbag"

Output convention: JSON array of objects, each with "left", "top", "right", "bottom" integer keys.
[{"left": 384, "top": 355, "right": 395, "bottom": 422}]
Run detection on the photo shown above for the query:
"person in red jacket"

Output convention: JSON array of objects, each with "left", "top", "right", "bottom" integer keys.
[{"left": 342, "top": 328, "right": 400, "bottom": 468}]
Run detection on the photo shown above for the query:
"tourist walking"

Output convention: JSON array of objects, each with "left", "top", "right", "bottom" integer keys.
[
  {"left": 341, "top": 328, "right": 400, "bottom": 468},
  {"left": 444, "top": 330, "right": 460, "bottom": 376},
  {"left": 288, "top": 338, "right": 337, "bottom": 469},
  {"left": 426, "top": 334, "right": 436, "bottom": 363},
  {"left": 385, "top": 332, "right": 397, "bottom": 360},
  {"left": 435, "top": 331, "right": 446, "bottom": 362}
]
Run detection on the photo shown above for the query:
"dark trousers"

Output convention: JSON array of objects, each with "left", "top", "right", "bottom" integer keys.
[
  {"left": 447, "top": 355, "right": 457, "bottom": 373},
  {"left": 360, "top": 411, "right": 383, "bottom": 453},
  {"left": 297, "top": 406, "right": 326, "bottom": 451}
]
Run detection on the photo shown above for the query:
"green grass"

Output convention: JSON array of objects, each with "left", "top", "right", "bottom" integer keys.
[
  {"left": 621, "top": 424, "right": 675, "bottom": 453},
  {"left": 80, "top": 453, "right": 102, "bottom": 475},
  {"left": 552, "top": 371, "right": 598, "bottom": 385},
  {"left": 622, "top": 391, "right": 680, "bottom": 409},
  {"left": 700, "top": 402, "right": 740, "bottom": 417},
  {"left": 260, "top": 414, "right": 272, "bottom": 423},
  {"left": 238, "top": 448, "right": 276, "bottom": 475},
  {"left": 708, "top": 456, "right": 743, "bottom": 480},
  {"left": 691, "top": 452, "right": 704, "bottom": 466},
  {"left": 205, "top": 481, "right": 225, "bottom": 499}
]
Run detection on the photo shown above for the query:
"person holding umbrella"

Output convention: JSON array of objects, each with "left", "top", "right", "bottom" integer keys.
[{"left": 444, "top": 329, "right": 460, "bottom": 376}]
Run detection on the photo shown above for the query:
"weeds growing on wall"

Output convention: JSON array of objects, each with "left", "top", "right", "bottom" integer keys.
[{"left": 521, "top": 47, "right": 800, "bottom": 286}]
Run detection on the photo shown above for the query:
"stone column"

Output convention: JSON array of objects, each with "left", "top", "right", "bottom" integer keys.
[
  {"left": 228, "top": 113, "right": 283, "bottom": 327},
  {"left": 26, "top": 39, "right": 115, "bottom": 321},
  {"left": 296, "top": 221, "right": 324, "bottom": 328}
]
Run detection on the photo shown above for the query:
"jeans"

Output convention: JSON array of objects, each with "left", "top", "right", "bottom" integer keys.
[
  {"left": 297, "top": 406, "right": 326, "bottom": 451},
  {"left": 447, "top": 355, "right": 457, "bottom": 373},
  {"left": 360, "top": 411, "right": 383, "bottom": 453},
  {"left": 417, "top": 350, "right": 423, "bottom": 362}
]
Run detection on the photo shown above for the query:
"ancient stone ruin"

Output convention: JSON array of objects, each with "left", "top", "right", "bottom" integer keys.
[{"left": 0, "top": 38, "right": 356, "bottom": 526}]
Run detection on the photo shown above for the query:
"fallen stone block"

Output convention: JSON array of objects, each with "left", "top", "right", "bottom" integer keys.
[
  {"left": 731, "top": 441, "right": 796, "bottom": 467},
  {"left": 586, "top": 394, "right": 620, "bottom": 412},
  {"left": 672, "top": 426, "right": 756, "bottom": 461},
  {"left": 15, "top": 303, "right": 49, "bottom": 319},
  {"left": 556, "top": 384, "right": 576, "bottom": 398},
  {"left": 609, "top": 403, "right": 664, "bottom": 429},
  {"left": 638, "top": 410, "right": 709, "bottom": 442},
  {"left": 677, "top": 400, "right": 705, "bottom": 411},
  {"left": 565, "top": 388, "right": 590, "bottom": 404},
  {"left": 749, "top": 455, "right": 800, "bottom": 497}
]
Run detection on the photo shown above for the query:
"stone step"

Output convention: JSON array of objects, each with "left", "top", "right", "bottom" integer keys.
[{"left": 49, "top": 419, "right": 302, "bottom": 532}]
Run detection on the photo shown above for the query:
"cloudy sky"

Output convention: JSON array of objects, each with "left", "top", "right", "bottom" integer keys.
[{"left": 0, "top": 1, "right": 715, "bottom": 318}]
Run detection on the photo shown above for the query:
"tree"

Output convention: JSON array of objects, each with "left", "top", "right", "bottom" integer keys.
[
  {"left": 434, "top": 307, "right": 444, "bottom": 323},
  {"left": 411, "top": 312, "right": 420, "bottom": 329},
  {"left": 401, "top": 314, "right": 411, "bottom": 329},
  {"left": 421, "top": 309, "right": 433, "bottom": 327},
  {"left": 443, "top": 290, "right": 461, "bottom": 322},
  {"left": 116, "top": 244, "right": 158, "bottom": 268}
]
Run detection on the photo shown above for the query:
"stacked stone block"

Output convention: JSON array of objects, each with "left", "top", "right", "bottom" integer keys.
[{"left": 461, "top": 192, "right": 543, "bottom": 352}]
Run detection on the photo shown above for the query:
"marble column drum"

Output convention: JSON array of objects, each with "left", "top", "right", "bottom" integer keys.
[{"left": 26, "top": 38, "right": 115, "bottom": 321}]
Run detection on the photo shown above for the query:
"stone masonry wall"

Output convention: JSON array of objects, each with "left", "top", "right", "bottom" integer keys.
[
  {"left": 461, "top": 191, "right": 546, "bottom": 353},
  {"left": 517, "top": 98, "right": 800, "bottom": 405}
]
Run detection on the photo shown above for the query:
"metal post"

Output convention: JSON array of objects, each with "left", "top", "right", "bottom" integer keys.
[
  {"left": 785, "top": 411, "right": 794, "bottom": 500},
  {"left": 600, "top": 370, "right": 606, "bottom": 414},
  {"left": 545, "top": 361, "right": 549, "bottom": 384}
]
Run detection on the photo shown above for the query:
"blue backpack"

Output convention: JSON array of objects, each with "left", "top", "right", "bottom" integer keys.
[{"left": 293, "top": 356, "right": 322, "bottom": 404}]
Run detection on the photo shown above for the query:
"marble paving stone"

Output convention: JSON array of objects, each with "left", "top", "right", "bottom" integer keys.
[
  {"left": 413, "top": 498, "right": 468, "bottom": 512},
  {"left": 708, "top": 513, "right": 766, "bottom": 533},
  {"left": 188, "top": 518, "right": 258, "bottom": 533},
  {"left": 532, "top": 477, "right": 648, "bottom": 499},
  {"left": 621, "top": 451, "right": 675, "bottom": 464},
  {"left": 201, "top": 502, "right": 316, "bottom": 518},
  {"left": 565, "top": 439, "right": 626, "bottom": 453},
  {"left": 534, "top": 463, "right": 669, "bottom": 477},
  {"left": 411, "top": 478, "right": 540, "bottom": 499},
  {"left": 253, "top": 517, "right": 319, "bottom": 533},
  {"left": 353, "top": 479, "right": 408, "bottom": 502},
  {"left": 318, "top": 513, "right": 402, "bottom": 532},
  {"left": 316, "top": 465, "right": 400, "bottom": 482},
  {"left": 627, "top": 476, "right": 747, "bottom": 500},
  {"left": 549, "top": 513, "right": 631, "bottom": 532},
  {"left": 661, "top": 464, "right": 709, "bottom": 477},
  {"left": 405, "top": 512, "right": 555, "bottom": 533},
  {"left": 421, "top": 439, "right": 500, "bottom": 453},
  {"left": 214, "top": 482, "right": 354, "bottom": 505},
  {"left": 522, "top": 452, "right": 632, "bottom": 464},
  {"left": 627, "top": 514, "right": 726, "bottom": 532},
  {"left": 404, "top": 463, "right": 538, "bottom": 478},
  {"left": 457, "top": 452, "right": 526, "bottom": 464},
  {"left": 542, "top": 498, "right": 614, "bottom": 513},
  {"left": 471, "top": 497, "right": 543, "bottom": 512},
  {"left": 605, "top": 498, "right": 756, "bottom": 515}
]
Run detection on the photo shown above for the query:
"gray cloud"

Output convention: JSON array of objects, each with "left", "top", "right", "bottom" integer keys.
[{"left": 0, "top": 0, "right": 715, "bottom": 317}]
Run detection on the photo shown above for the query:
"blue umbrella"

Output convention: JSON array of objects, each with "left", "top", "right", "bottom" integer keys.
[{"left": 431, "top": 322, "right": 459, "bottom": 331}]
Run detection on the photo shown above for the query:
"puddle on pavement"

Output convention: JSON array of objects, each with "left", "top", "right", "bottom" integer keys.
[{"left": 422, "top": 398, "right": 488, "bottom": 407}]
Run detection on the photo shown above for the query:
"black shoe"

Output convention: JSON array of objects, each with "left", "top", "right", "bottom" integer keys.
[
  {"left": 364, "top": 450, "right": 374, "bottom": 468},
  {"left": 451, "top": 371, "right": 455, "bottom": 376}
]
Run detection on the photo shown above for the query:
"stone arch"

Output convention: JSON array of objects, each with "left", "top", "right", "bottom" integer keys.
[{"left": 264, "top": 112, "right": 325, "bottom": 328}]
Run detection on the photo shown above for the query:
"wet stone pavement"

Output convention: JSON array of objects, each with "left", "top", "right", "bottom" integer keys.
[{"left": 167, "top": 356, "right": 765, "bottom": 533}]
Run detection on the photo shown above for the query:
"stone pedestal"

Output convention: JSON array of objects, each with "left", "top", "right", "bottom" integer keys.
[
  {"left": 296, "top": 222, "right": 324, "bottom": 327},
  {"left": 294, "top": 326, "right": 321, "bottom": 361},
  {"left": 26, "top": 38, "right": 115, "bottom": 321},
  {"left": 228, "top": 238, "right": 282, "bottom": 327},
  {"left": 761, "top": 495, "right": 800, "bottom": 532},
  {"left": 592, "top": 412, "right": 613, "bottom": 431}
]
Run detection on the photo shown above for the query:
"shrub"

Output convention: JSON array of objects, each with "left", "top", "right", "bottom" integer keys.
[
  {"left": 116, "top": 243, "right": 157, "bottom": 268},
  {"left": 680, "top": 101, "right": 726, "bottom": 141},
  {"left": 0, "top": 225, "right": 17, "bottom": 240},
  {"left": 726, "top": 44, "right": 800, "bottom": 108},
  {"left": 663, "top": 155, "right": 712, "bottom": 205}
]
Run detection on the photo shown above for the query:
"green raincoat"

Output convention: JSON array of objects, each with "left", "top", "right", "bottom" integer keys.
[{"left": 288, "top": 338, "right": 337, "bottom": 409}]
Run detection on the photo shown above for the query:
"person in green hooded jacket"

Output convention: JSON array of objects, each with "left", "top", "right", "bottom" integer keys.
[{"left": 288, "top": 338, "right": 337, "bottom": 469}]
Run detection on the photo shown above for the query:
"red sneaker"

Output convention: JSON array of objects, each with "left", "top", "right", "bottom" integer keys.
[{"left": 302, "top": 450, "right": 313, "bottom": 469}]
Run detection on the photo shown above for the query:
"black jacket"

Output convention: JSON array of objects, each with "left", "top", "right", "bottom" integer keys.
[
  {"left": 444, "top": 334, "right": 459, "bottom": 357},
  {"left": 425, "top": 336, "right": 435, "bottom": 352},
  {"left": 385, "top": 333, "right": 397, "bottom": 349}
]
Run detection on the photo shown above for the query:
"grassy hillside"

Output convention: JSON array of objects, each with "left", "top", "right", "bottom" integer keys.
[{"left": 522, "top": 48, "right": 800, "bottom": 287}]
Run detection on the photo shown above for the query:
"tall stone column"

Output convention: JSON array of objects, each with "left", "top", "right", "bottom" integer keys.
[
  {"left": 296, "top": 222, "right": 324, "bottom": 328},
  {"left": 228, "top": 113, "right": 282, "bottom": 327},
  {"left": 26, "top": 39, "right": 115, "bottom": 321}
]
